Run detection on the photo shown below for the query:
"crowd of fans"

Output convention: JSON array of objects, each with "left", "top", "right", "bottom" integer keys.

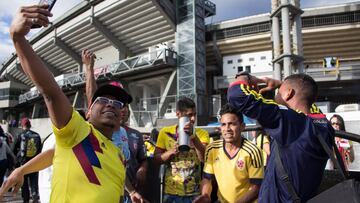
[{"left": 0, "top": 4, "right": 357, "bottom": 203}]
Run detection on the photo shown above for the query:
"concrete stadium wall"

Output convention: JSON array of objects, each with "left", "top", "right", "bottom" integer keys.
[{"left": 29, "top": 118, "right": 53, "bottom": 139}]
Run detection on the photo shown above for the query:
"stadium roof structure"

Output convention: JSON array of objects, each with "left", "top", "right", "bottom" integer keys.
[
  {"left": 205, "top": 2, "right": 360, "bottom": 66},
  {"left": 0, "top": 0, "right": 176, "bottom": 86}
]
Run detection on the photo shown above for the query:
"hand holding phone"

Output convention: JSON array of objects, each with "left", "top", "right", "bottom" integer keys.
[{"left": 31, "top": 0, "right": 57, "bottom": 29}]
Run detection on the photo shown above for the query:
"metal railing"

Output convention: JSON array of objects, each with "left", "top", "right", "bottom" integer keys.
[
  {"left": 215, "top": 22, "right": 271, "bottom": 40},
  {"left": 18, "top": 49, "right": 177, "bottom": 103},
  {"left": 214, "top": 11, "right": 360, "bottom": 41},
  {"left": 303, "top": 11, "right": 360, "bottom": 28},
  {"left": 305, "top": 65, "right": 360, "bottom": 82},
  {"left": 132, "top": 95, "right": 177, "bottom": 127},
  {"left": 214, "top": 65, "right": 360, "bottom": 90},
  {"left": 214, "top": 71, "right": 274, "bottom": 90},
  {"left": 204, "top": 0, "right": 216, "bottom": 17},
  {"left": 131, "top": 94, "right": 223, "bottom": 127}
]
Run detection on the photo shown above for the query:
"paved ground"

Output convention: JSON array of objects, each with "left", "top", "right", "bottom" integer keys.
[{"left": 1, "top": 192, "right": 24, "bottom": 203}]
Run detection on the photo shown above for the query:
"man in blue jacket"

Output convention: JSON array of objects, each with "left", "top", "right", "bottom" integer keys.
[{"left": 227, "top": 73, "right": 333, "bottom": 202}]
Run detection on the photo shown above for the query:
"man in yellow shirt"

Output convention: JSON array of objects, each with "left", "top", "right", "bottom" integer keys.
[
  {"left": 0, "top": 5, "right": 127, "bottom": 202},
  {"left": 194, "top": 104, "right": 264, "bottom": 203},
  {"left": 154, "top": 98, "right": 210, "bottom": 203},
  {"left": 255, "top": 131, "right": 270, "bottom": 167}
]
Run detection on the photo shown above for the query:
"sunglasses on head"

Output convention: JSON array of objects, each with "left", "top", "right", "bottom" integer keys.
[{"left": 92, "top": 97, "right": 124, "bottom": 109}]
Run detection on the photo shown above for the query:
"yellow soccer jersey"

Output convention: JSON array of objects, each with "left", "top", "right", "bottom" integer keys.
[
  {"left": 156, "top": 125, "right": 210, "bottom": 196},
  {"left": 51, "top": 110, "right": 126, "bottom": 203},
  {"left": 256, "top": 134, "right": 270, "bottom": 166},
  {"left": 204, "top": 139, "right": 264, "bottom": 203},
  {"left": 144, "top": 141, "right": 155, "bottom": 157}
]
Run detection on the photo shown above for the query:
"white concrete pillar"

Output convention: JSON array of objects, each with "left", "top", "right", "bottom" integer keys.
[
  {"left": 142, "top": 85, "right": 150, "bottom": 110},
  {"left": 281, "top": 0, "right": 292, "bottom": 77},
  {"left": 272, "top": 0, "right": 282, "bottom": 80},
  {"left": 292, "top": 0, "right": 304, "bottom": 73}
]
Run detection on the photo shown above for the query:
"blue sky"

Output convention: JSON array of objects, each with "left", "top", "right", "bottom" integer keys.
[{"left": 0, "top": 0, "right": 358, "bottom": 64}]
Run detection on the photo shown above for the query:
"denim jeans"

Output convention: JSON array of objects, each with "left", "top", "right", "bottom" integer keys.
[{"left": 163, "top": 194, "right": 196, "bottom": 203}]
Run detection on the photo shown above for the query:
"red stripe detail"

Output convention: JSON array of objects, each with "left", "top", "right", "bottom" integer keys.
[
  {"left": 307, "top": 114, "right": 326, "bottom": 119},
  {"left": 89, "top": 132, "right": 103, "bottom": 153},
  {"left": 229, "top": 80, "right": 249, "bottom": 88},
  {"left": 73, "top": 143, "right": 101, "bottom": 185}
]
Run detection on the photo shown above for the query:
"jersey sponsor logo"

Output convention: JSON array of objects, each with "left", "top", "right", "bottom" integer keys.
[
  {"left": 278, "top": 105, "right": 288, "bottom": 110},
  {"left": 236, "top": 158, "right": 245, "bottom": 170}
]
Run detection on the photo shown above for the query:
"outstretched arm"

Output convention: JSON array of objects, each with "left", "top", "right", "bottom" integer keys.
[
  {"left": 125, "top": 176, "right": 148, "bottom": 203},
  {"left": 10, "top": 5, "right": 72, "bottom": 128},
  {"left": 0, "top": 148, "right": 54, "bottom": 199},
  {"left": 83, "top": 49, "right": 97, "bottom": 106}
]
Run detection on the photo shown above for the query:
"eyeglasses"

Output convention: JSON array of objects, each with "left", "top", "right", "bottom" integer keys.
[
  {"left": 92, "top": 97, "right": 124, "bottom": 109},
  {"left": 331, "top": 122, "right": 341, "bottom": 126}
]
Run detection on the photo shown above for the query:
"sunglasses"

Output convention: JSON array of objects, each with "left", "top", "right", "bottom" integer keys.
[
  {"left": 92, "top": 97, "right": 124, "bottom": 109},
  {"left": 331, "top": 122, "right": 341, "bottom": 126}
]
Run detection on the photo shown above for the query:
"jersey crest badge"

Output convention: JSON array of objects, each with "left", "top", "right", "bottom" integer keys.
[{"left": 236, "top": 158, "right": 245, "bottom": 170}]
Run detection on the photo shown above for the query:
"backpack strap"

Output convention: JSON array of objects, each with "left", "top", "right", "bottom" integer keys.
[
  {"left": 274, "top": 141, "right": 302, "bottom": 203},
  {"left": 313, "top": 125, "right": 348, "bottom": 180}
]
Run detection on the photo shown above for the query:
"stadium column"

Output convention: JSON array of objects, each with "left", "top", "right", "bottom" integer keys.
[
  {"left": 176, "top": 0, "right": 208, "bottom": 125},
  {"left": 281, "top": 0, "right": 292, "bottom": 77},
  {"left": 271, "top": 0, "right": 304, "bottom": 79},
  {"left": 291, "top": 0, "right": 304, "bottom": 73},
  {"left": 271, "top": 0, "right": 282, "bottom": 80}
]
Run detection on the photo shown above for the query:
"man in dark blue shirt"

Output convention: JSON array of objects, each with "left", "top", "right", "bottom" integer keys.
[
  {"left": 227, "top": 73, "right": 334, "bottom": 203},
  {"left": 14, "top": 118, "right": 42, "bottom": 203}
]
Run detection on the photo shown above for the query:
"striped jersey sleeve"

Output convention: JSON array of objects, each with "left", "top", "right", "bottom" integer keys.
[
  {"left": 203, "top": 140, "right": 222, "bottom": 177},
  {"left": 242, "top": 139, "right": 264, "bottom": 184},
  {"left": 242, "top": 139, "right": 263, "bottom": 168}
]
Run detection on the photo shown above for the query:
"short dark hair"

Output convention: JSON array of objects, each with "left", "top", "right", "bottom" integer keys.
[
  {"left": 219, "top": 104, "right": 244, "bottom": 123},
  {"left": 284, "top": 74, "right": 318, "bottom": 105},
  {"left": 150, "top": 128, "right": 159, "bottom": 142},
  {"left": 176, "top": 97, "right": 196, "bottom": 112},
  {"left": 330, "top": 114, "right": 346, "bottom": 131}
]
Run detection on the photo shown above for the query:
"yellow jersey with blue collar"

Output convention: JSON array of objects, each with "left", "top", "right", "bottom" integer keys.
[
  {"left": 204, "top": 139, "right": 264, "bottom": 203},
  {"left": 51, "top": 110, "right": 125, "bottom": 203}
]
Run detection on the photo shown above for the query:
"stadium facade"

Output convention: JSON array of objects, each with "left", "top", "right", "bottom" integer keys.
[{"left": 0, "top": 0, "right": 360, "bottom": 136}]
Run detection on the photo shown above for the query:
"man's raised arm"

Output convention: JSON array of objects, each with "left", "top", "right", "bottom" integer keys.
[
  {"left": 10, "top": 5, "right": 72, "bottom": 128},
  {"left": 82, "top": 49, "right": 97, "bottom": 106}
]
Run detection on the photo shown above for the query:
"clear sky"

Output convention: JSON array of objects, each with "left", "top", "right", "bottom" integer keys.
[{"left": 0, "top": 0, "right": 358, "bottom": 63}]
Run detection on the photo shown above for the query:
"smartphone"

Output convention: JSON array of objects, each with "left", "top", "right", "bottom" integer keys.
[{"left": 31, "top": 0, "right": 57, "bottom": 29}]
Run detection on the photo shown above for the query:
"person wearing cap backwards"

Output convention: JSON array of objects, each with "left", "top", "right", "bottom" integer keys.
[
  {"left": 83, "top": 49, "right": 148, "bottom": 203},
  {"left": 13, "top": 118, "right": 42, "bottom": 203},
  {"left": 0, "top": 4, "right": 127, "bottom": 203}
]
